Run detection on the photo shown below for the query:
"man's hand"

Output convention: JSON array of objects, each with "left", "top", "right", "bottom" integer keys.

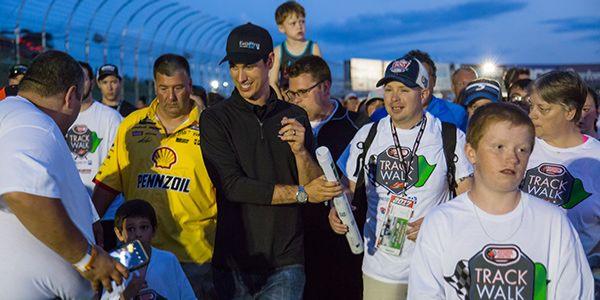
[
  {"left": 304, "top": 175, "right": 343, "bottom": 203},
  {"left": 328, "top": 207, "right": 348, "bottom": 234},
  {"left": 80, "top": 246, "right": 129, "bottom": 293},
  {"left": 406, "top": 217, "right": 424, "bottom": 241},
  {"left": 279, "top": 117, "right": 307, "bottom": 154}
]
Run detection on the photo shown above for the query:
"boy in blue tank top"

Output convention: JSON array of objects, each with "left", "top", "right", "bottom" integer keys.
[{"left": 270, "top": 1, "right": 322, "bottom": 100}]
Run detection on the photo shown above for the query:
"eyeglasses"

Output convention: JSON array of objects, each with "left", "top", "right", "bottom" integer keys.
[
  {"left": 285, "top": 80, "right": 324, "bottom": 100},
  {"left": 509, "top": 95, "right": 530, "bottom": 103}
]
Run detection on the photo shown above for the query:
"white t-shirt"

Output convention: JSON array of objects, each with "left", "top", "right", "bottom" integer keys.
[
  {"left": 102, "top": 247, "right": 196, "bottom": 300},
  {"left": 522, "top": 137, "right": 600, "bottom": 255},
  {"left": 66, "top": 101, "right": 124, "bottom": 220},
  {"left": 408, "top": 192, "right": 594, "bottom": 299},
  {"left": 67, "top": 101, "right": 122, "bottom": 194},
  {"left": 338, "top": 113, "right": 473, "bottom": 283},
  {"left": 0, "top": 96, "right": 97, "bottom": 298}
]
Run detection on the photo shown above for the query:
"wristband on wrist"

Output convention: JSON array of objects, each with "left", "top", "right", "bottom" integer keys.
[{"left": 73, "top": 243, "right": 97, "bottom": 272}]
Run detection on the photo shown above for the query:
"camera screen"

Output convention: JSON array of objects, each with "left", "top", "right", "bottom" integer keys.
[{"left": 109, "top": 241, "right": 148, "bottom": 270}]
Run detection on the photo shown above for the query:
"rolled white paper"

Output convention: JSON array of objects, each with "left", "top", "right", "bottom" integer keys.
[{"left": 315, "top": 146, "right": 364, "bottom": 254}]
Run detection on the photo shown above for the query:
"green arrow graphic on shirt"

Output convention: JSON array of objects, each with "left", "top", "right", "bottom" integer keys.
[
  {"left": 533, "top": 262, "right": 548, "bottom": 300},
  {"left": 414, "top": 155, "right": 436, "bottom": 187},
  {"left": 562, "top": 179, "right": 592, "bottom": 209},
  {"left": 89, "top": 131, "right": 103, "bottom": 153}
]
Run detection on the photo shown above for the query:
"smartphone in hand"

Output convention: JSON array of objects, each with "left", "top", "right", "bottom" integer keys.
[{"left": 109, "top": 240, "right": 149, "bottom": 271}]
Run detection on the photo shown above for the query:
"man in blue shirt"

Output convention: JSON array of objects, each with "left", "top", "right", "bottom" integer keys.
[{"left": 371, "top": 50, "right": 468, "bottom": 132}]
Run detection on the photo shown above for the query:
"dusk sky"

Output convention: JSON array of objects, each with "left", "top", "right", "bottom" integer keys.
[
  {"left": 1, "top": 0, "right": 598, "bottom": 85},
  {"left": 187, "top": 0, "right": 599, "bottom": 65}
]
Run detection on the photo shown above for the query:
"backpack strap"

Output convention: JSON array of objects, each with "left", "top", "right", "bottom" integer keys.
[
  {"left": 350, "top": 121, "right": 379, "bottom": 231},
  {"left": 441, "top": 121, "right": 458, "bottom": 198},
  {"left": 352, "top": 121, "right": 379, "bottom": 189}
]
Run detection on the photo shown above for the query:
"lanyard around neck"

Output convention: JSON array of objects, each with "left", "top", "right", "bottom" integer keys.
[{"left": 389, "top": 115, "right": 427, "bottom": 188}]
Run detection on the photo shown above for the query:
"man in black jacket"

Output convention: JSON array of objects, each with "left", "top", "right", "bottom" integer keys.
[
  {"left": 288, "top": 55, "right": 364, "bottom": 300},
  {"left": 199, "top": 23, "right": 342, "bottom": 300}
]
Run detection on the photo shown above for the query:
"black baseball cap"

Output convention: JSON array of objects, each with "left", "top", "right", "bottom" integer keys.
[
  {"left": 376, "top": 55, "right": 429, "bottom": 89},
  {"left": 96, "top": 64, "right": 121, "bottom": 81},
  {"left": 219, "top": 23, "right": 273, "bottom": 65},
  {"left": 9, "top": 64, "right": 28, "bottom": 79}
]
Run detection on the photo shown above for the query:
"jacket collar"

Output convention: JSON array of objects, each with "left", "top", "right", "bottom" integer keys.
[
  {"left": 146, "top": 98, "right": 200, "bottom": 134},
  {"left": 230, "top": 88, "right": 280, "bottom": 113}
]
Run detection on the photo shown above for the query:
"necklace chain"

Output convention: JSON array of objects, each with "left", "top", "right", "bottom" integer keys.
[{"left": 472, "top": 195, "right": 525, "bottom": 242}]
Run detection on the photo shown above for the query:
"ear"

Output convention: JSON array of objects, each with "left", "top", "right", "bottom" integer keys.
[
  {"left": 465, "top": 142, "right": 477, "bottom": 165},
  {"left": 277, "top": 24, "right": 285, "bottom": 34},
  {"left": 430, "top": 75, "right": 437, "bottom": 89},
  {"left": 64, "top": 85, "right": 80, "bottom": 109},
  {"left": 266, "top": 52, "right": 275, "bottom": 70},
  {"left": 187, "top": 75, "right": 193, "bottom": 90},
  {"left": 420, "top": 88, "right": 431, "bottom": 103},
  {"left": 321, "top": 80, "right": 331, "bottom": 93},
  {"left": 565, "top": 106, "right": 577, "bottom": 122}
]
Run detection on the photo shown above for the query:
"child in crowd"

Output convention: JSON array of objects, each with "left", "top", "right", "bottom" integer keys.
[
  {"left": 102, "top": 199, "right": 195, "bottom": 300},
  {"left": 408, "top": 103, "right": 593, "bottom": 299},
  {"left": 269, "top": 1, "right": 321, "bottom": 100}
]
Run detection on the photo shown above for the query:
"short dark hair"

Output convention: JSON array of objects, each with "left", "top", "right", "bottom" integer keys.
[
  {"left": 78, "top": 61, "right": 94, "bottom": 82},
  {"left": 503, "top": 67, "right": 530, "bottom": 90},
  {"left": 408, "top": 49, "right": 436, "bottom": 76},
  {"left": 531, "top": 70, "right": 587, "bottom": 122},
  {"left": 114, "top": 199, "right": 158, "bottom": 232},
  {"left": 153, "top": 54, "right": 190, "bottom": 79},
  {"left": 508, "top": 79, "right": 532, "bottom": 92},
  {"left": 192, "top": 85, "right": 207, "bottom": 101},
  {"left": 467, "top": 102, "right": 535, "bottom": 150},
  {"left": 287, "top": 55, "right": 331, "bottom": 83},
  {"left": 19, "top": 50, "right": 83, "bottom": 97},
  {"left": 275, "top": 1, "right": 305, "bottom": 25}
]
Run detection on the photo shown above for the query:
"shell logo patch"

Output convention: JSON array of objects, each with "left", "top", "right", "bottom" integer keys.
[{"left": 152, "top": 147, "right": 177, "bottom": 169}]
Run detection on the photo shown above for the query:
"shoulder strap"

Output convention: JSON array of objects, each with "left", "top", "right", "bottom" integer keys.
[
  {"left": 352, "top": 121, "right": 379, "bottom": 202},
  {"left": 305, "top": 40, "right": 314, "bottom": 56},
  {"left": 441, "top": 121, "right": 458, "bottom": 198}
]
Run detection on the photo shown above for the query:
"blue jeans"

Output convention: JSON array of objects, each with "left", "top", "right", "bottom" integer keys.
[{"left": 213, "top": 264, "right": 305, "bottom": 300}]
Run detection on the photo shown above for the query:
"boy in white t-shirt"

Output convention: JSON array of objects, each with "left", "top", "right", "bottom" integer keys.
[
  {"left": 409, "top": 103, "right": 593, "bottom": 299},
  {"left": 331, "top": 55, "right": 473, "bottom": 299},
  {"left": 103, "top": 199, "right": 195, "bottom": 300}
]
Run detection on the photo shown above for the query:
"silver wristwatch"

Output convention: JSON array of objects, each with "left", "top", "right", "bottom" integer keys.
[{"left": 295, "top": 185, "right": 308, "bottom": 204}]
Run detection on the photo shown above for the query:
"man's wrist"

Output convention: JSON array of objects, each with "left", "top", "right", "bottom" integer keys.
[
  {"left": 73, "top": 243, "right": 97, "bottom": 272},
  {"left": 295, "top": 185, "right": 309, "bottom": 204},
  {"left": 293, "top": 147, "right": 309, "bottom": 157}
]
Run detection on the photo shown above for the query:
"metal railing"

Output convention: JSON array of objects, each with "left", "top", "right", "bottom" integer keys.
[{"left": 3, "top": 0, "right": 234, "bottom": 100}]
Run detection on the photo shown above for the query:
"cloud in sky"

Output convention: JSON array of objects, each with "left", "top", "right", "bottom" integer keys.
[
  {"left": 541, "top": 17, "right": 600, "bottom": 43},
  {"left": 312, "top": 1, "right": 528, "bottom": 44}
]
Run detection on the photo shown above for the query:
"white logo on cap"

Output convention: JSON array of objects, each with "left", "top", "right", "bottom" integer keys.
[
  {"left": 470, "top": 83, "right": 500, "bottom": 92},
  {"left": 101, "top": 65, "right": 115, "bottom": 72},
  {"left": 390, "top": 59, "right": 411, "bottom": 73},
  {"left": 239, "top": 41, "right": 260, "bottom": 50}
]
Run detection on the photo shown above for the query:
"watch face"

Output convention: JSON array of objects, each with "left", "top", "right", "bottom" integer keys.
[{"left": 297, "top": 189, "right": 308, "bottom": 203}]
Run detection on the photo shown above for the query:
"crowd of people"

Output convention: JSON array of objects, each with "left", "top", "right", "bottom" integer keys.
[{"left": 0, "top": 1, "right": 598, "bottom": 299}]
